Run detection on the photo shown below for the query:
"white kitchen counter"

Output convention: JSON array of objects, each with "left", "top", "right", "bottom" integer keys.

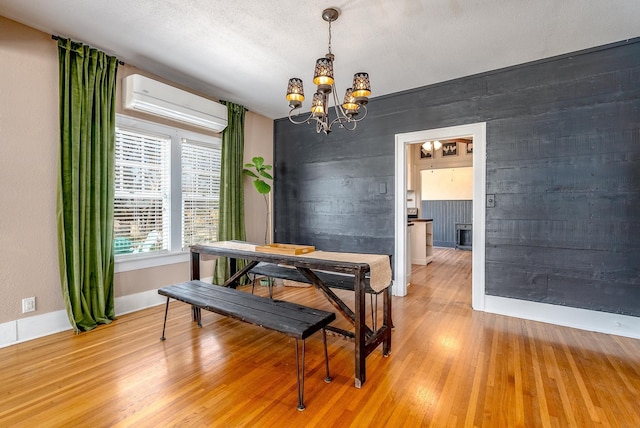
[{"left": 409, "top": 219, "right": 434, "bottom": 265}]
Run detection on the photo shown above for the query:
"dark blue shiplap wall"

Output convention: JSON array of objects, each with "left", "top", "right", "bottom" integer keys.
[
  {"left": 422, "top": 200, "right": 473, "bottom": 247},
  {"left": 273, "top": 39, "right": 640, "bottom": 317}
]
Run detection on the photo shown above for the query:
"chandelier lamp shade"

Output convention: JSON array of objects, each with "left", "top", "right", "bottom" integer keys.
[{"left": 286, "top": 7, "right": 371, "bottom": 134}]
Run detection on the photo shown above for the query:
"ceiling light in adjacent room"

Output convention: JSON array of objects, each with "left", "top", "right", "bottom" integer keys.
[{"left": 422, "top": 140, "right": 442, "bottom": 152}]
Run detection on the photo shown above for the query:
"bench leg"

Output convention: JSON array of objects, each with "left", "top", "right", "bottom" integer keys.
[
  {"left": 160, "top": 297, "right": 170, "bottom": 341},
  {"left": 295, "top": 339, "right": 306, "bottom": 411},
  {"left": 191, "top": 306, "right": 202, "bottom": 327},
  {"left": 323, "top": 328, "right": 332, "bottom": 383},
  {"left": 252, "top": 276, "right": 274, "bottom": 299}
]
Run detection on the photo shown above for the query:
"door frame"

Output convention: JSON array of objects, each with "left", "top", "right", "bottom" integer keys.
[{"left": 394, "top": 122, "right": 486, "bottom": 310}]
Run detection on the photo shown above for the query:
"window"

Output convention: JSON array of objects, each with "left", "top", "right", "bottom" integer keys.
[
  {"left": 114, "top": 115, "right": 221, "bottom": 263},
  {"left": 114, "top": 127, "right": 170, "bottom": 255},
  {"left": 181, "top": 139, "right": 221, "bottom": 247}
]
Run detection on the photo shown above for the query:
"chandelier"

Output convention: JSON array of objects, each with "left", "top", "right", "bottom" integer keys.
[{"left": 286, "top": 8, "right": 371, "bottom": 135}]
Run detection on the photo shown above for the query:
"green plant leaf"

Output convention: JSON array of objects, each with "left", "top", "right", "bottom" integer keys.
[
  {"left": 245, "top": 155, "right": 272, "bottom": 196},
  {"left": 252, "top": 157, "right": 264, "bottom": 169},
  {"left": 253, "top": 179, "right": 271, "bottom": 194}
]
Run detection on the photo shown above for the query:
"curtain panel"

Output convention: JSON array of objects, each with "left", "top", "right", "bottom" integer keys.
[
  {"left": 213, "top": 102, "right": 248, "bottom": 285},
  {"left": 56, "top": 38, "right": 119, "bottom": 331}
]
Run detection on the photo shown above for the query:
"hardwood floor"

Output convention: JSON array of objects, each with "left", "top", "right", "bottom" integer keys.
[{"left": 1, "top": 248, "right": 639, "bottom": 427}]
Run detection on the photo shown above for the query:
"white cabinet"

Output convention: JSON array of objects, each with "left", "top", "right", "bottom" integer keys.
[{"left": 410, "top": 219, "right": 434, "bottom": 265}]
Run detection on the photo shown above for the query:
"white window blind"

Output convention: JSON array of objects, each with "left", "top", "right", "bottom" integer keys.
[
  {"left": 181, "top": 138, "right": 221, "bottom": 248},
  {"left": 114, "top": 127, "right": 170, "bottom": 255}
]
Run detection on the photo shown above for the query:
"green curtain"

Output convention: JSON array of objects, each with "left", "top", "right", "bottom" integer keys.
[
  {"left": 56, "top": 38, "right": 119, "bottom": 332},
  {"left": 213, "top": 102, "right": 248, "bottom": 285}
]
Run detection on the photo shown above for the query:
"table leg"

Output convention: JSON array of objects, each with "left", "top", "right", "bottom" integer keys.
[
  {"left": 223, "top": 260, "right": 259, "bottom": 288},
  {"left": 190, "top": 250, "right": 201, "bottom": 323},
  {"left": 229, "top": 257, "right": 237, "bottom": 288},
  {"left": 354, "top": 269, "right": 366, "bottom": 388},
  {"left": 190, "top": 250, "right": 200, "bottom": 280},
  {"left": 383, "top": 284, "right": 392, "bottom": 356}
]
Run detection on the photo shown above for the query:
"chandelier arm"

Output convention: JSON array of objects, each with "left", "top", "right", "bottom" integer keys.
[
  {"left": 315, "top": 117, "right": 328, "bottom": 134},
  {"left": 330, "top": 85, "right": 352, "bottom": 126},
  {"left": 329, "top": 86, "right": 368, "bottom": 128},
  {"left": 331, "top": 86, "right": 345, "bottom": 116},
  {"left": 329, "top": 115, "right": 358, "bottom": 131},
  {"left": 348, "top": 105, "right": 368, "bottom": 123},
  {"left": 288, "top": 109, "right": 315, "bottom": 125}
]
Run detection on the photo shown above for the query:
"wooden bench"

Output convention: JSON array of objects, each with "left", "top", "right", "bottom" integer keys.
[
  {"left": 248, "top": 263, "right": 389, "bottom": 330},
  {"left": 158, "top": 280, "right": 336, "bottom": 410}
]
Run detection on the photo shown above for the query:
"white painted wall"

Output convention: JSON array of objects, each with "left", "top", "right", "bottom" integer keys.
[{"left": 421, "top": 167, "right": 473, "bottom": 201}]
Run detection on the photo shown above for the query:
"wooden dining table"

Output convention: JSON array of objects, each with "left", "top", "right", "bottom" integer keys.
[{"left": 189, "top": 241, "right": 393, "bottom": 388}]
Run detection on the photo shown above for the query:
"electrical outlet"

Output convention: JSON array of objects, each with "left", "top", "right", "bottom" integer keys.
[{"left": 22, "top": 297, "right": 36, "bottom": 313}]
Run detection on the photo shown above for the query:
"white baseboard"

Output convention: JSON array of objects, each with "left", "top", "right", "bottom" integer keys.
[
  {"left": 3, "top": 288, "right": 637, "bottom": 349},
  {"left": 484, "top": 295, "right": 640, "bottom": 340},
  {"left": 115, "top": 288, "right": 166, "bottom": 316},
  {"left": 0, "top": 321, "right": 18, "bottom": 347},
  {"left": 0, "top": 289, "right": 167, "bottom": 349}
]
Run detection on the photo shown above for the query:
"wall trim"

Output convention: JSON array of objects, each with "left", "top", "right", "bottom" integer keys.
[
  {"left": 485, "top": 295, "right": 640, "bottom": 340},
  {"left": 2, "top": 280, "right": 636, "bottom": 349},
  {"left": 394, "top": 122, "right": 486, "bottom": 305},
  {"left": 0, "top": 288, "right": 168, "bottom": 349}
]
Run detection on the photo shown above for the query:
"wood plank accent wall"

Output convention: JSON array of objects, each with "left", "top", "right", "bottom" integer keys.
[
  {"left": 273, "top": 38, "right": 640, "bottom": 317},
  {"left": 421, "top": 200, "right": 473, "bottom": 247}
]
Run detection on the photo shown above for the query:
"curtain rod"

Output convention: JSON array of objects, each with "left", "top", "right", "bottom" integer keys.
[{"left": 52, "top": 35, "right": 125, "bottom": 65}]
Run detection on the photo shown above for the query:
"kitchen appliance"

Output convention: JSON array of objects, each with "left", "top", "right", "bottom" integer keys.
[{"left": 407, "top": 207, "right": 419, "bottom": 219}]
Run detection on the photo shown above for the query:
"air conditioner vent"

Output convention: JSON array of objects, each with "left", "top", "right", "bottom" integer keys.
[{"left": 122, "top": 74, "right": 227, "bottom": 132}]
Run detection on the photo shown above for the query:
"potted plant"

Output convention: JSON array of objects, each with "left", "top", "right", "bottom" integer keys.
[
  {"left": 244, "top": 156, "right": 274, "bottom": 287},
  {"left": 243, "top": 156, "right": 273, "bottom": 245}
]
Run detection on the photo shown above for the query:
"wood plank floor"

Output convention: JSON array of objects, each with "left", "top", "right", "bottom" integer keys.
[{"left": 1, "top": 248, "right": 639, "bottom": 427}]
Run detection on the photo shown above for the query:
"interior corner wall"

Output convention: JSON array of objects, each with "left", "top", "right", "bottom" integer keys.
[
  {"left": 243, "top": 112, "right": 275, "bottom": 245},
  {"left": 0, "top": 16, "right": 63, "bottom": 324},
  {"left": 273, "top": 38, "right": 640, "bottom": 317},
  {"left": 0, "top": 16, "right": 275, "bottom": 339}
]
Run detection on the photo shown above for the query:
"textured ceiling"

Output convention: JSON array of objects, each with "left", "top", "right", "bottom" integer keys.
[{"left": 1, "top": 0, "right": 639, "bottom": 119}]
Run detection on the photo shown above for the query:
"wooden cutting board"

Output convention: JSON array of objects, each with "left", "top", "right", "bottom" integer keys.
[{"left": 255, "top": 243, "right": 315, "bottom": 255}]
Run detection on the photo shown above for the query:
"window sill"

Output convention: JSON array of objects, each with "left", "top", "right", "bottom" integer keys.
[{"left": 115, "top": 251, "right": 190, "bottom": 273}]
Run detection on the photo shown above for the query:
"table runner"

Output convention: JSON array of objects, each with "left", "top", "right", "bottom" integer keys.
[
  {"left": 201, "top": 242, "right": 392, "bottom": 293},
  {"left": 297, "top": 251, "right": 391, "bottom": 293},
  {"left": 206, "top": 241, "right": 257, "bottom": 252}
]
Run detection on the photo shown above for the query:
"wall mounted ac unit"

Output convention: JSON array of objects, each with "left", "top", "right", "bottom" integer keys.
[{"left": 122, "top": 74, "right": 227, "bottom": 132}]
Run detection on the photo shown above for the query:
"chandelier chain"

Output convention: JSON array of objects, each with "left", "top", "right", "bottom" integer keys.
[{"left": 327, "top": 19, "right": 332, "bottom": 54}]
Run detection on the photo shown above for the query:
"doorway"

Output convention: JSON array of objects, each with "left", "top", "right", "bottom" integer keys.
[{"left": 394, "top": 122, "right": 486, "bottom": 310}]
